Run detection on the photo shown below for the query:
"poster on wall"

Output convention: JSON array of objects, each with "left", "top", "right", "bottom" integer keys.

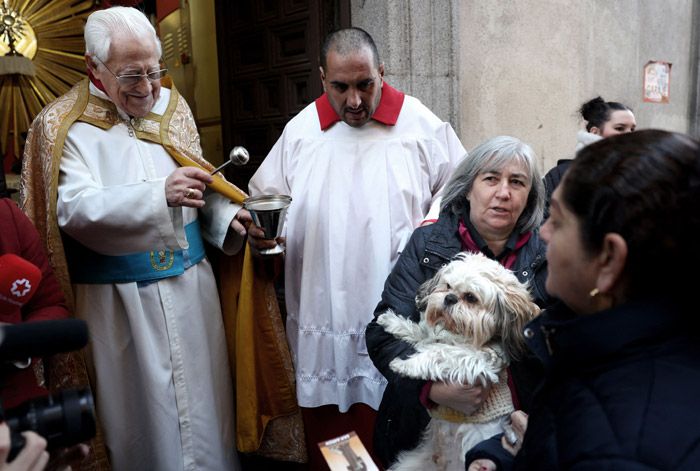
[{"left": 643, "top": 61, "right": 672, "bottom": 104}]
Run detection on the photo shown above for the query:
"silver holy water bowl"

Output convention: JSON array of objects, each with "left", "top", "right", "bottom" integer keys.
[{"left": 243, "top": 194, "right": 292, "bottom": 255}]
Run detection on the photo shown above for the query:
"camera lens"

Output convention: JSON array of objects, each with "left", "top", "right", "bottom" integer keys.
[{"left": 5, "top": 388, "right": 96, "bottom": 450}]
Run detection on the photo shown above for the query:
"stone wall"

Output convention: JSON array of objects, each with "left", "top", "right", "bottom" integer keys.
[{"left": 352, "top": 0, "right": 697, "bottom": 172}]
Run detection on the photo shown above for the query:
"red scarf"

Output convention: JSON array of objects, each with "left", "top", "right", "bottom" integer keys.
[{"left": 457, "top": 220, "right": 531, "bottom": 269}]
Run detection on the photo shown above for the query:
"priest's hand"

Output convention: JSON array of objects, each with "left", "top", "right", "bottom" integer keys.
[{"left": 165, "top": 167, "right": 212, "bottom": 208}]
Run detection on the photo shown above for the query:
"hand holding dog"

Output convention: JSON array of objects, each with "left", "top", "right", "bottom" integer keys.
[{"left": 428, "top": 381, "right": 491, "bottom": 415}]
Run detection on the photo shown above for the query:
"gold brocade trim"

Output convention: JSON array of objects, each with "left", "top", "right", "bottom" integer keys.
[
  {"left": 82, "top": 94, "right": 119, "bottom": 129},
  {"left": 48, "top": 79, "right": 92, "bottom": 306},
  {"left": 160, "top": 76, "right": 180, "bottom": 147},
  {"left": 80, "top": 94, "right": 163, "bottom": 142},
  {"left": 132, "top": 119, "right": 161, "bottom": 141}
]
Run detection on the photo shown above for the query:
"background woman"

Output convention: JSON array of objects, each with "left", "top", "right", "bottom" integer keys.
[{"left": 543, "top": 96, "right": 636, "bottom": 218}]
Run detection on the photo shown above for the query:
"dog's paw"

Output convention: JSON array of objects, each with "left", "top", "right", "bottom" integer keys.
[
  {"left": 388, "top": 354, "right": 438, "bottom": 380},
  {"left": 435, "top": 347, "right": 505, "bottom": 385},
  {"left": 377, "top": 310, "right": 424, "bottom": 342},
  {"left": 376, "top": 310, "right": 400, "bottom": 327}
]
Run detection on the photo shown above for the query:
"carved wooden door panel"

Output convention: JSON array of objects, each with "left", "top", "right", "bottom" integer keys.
[{"left": 215, "top": 0, "right": 349, "bottom": 190}]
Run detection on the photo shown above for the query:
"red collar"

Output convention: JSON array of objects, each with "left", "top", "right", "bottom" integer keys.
[
  {"left": 87, "top": 69, "right": 108, "bottom": 94},
  {"left": 315, "top": 82, "right": 405, "bottom": 131}
]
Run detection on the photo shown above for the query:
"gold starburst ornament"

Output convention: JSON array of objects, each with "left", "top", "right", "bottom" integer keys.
[{"left": 0, "top": 0, "right": 95, "bottom": 164}]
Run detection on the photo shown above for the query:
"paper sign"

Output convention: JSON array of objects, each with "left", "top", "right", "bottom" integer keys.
[
  {"left": 643, "top": 61, "right": 672, "bottom": 104},
  {"left": 318, "top": 431, "right": 379, "bottom": 471}
]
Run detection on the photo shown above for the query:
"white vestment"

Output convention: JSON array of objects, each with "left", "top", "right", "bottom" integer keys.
[
  {"left": 249, "top": 89, "right": 467, "bottom": 411},
  {"left": 57, "top": 85, "right": 241, "bottom": 471}
]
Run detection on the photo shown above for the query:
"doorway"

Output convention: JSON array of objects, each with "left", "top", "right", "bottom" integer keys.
[{"left": 215, "top": 0, "right": 350, "bottom": 190}]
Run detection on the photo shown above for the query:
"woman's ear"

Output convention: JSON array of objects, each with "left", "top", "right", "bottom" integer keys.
[
  {"left": 590, "top": 126, "right": 602, "bottom": 136},
  {"left": 595, "top": 233, "right": 627, "bottom": 295}
]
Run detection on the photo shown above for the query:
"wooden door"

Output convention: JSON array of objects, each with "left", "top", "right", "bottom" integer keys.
[{"left": 215, "top": 0, "right": 349, "bottom": 190}]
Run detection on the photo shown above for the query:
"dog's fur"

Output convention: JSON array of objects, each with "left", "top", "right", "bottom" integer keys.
[{"left": 377, "top": 252, "right": 540, "bottom": 470}]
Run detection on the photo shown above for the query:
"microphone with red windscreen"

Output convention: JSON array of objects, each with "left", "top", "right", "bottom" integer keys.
[
  {"left": 0, "top": 254, "right": 42, "bottom": 316},
  {"left": 0, "top": 254, "right": 89, "bottom": 360}
]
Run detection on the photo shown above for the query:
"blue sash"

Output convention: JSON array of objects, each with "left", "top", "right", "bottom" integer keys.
[{"left": 66, "top": 220, "right": 206, "bottom": 284}]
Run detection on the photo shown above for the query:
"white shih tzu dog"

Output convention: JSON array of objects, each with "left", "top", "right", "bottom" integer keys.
[{"left": 377, "top": 252, "right": 540, "bottom": 471}]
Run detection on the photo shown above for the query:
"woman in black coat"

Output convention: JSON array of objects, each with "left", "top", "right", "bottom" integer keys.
[
  {"left": 467, "top": 129, "right": 700, "bottom": 470},
  {"left": 365, "top": 136, "right": 554, "bottom": 468}
]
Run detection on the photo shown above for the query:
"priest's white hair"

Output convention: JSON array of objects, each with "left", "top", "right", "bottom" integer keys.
[{"left": 84, "top": 6, "right": 162, "bottom": 63}]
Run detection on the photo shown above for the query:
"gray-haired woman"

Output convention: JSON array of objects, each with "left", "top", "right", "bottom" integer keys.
[{"left": 365, "top": 135, "right": 555, "bottom": 468}]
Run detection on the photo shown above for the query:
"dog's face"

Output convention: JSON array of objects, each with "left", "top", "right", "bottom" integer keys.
[{"left": 416, "top": 252, "right": 539, "bottom": 359}]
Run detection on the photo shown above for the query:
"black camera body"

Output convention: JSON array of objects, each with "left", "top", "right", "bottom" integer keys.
[
  {"left": 0, "top": 319, "right": 96, "bottom": 461},
  {"left": 1, "top": 388, "right": 96, "bottom": 460}
]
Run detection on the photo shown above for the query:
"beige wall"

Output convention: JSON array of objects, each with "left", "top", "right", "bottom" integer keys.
[
  {"left": 352, "top": 0, "right": 696, "bottom": 173},
  {"left": 457, "top": 0, "right": 694, "bottom": 171},
  {"left": 189, "top": 0, "right": 224, "bottom": 166},
  {"left": 189, "top": 0, "right": 221, "bottom": 122},
  {"left": 351, "top": 0, "right": 461, "bottom": 130}
]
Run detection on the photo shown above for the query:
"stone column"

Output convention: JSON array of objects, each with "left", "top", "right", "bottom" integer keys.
[{"left": 350, "top": 0, "right": 461, "bottom": 130}]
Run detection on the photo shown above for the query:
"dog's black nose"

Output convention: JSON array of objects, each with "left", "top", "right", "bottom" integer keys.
[{"left": 444, "top": 293, "right": 459, "bottom": 306}]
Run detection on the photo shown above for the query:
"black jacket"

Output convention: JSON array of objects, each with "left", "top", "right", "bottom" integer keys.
[
  {"left": 468, "top": 300, "right": 700, "bottom": 470},
  {"left": 542, "top": 159, "right": 572, "bottom": 221},
  {"left": 365, "top": 208, "right": 551, "bottom": 467}
]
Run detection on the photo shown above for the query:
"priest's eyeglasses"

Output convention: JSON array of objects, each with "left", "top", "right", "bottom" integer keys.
[{"left": 94, "top": 57, "right": 167, "bottom": 87}]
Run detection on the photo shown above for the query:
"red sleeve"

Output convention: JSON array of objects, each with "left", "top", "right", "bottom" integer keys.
[
  {"left": 419, "top": 380, "right": 437, "bottom": 410},
  {"left": 6, "top": 200, "right": 70, "bottom": 322}
]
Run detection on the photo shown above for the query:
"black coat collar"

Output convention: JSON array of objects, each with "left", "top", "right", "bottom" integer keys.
[{"left": 527, "top": 299, "right": 689, "bottom": 371}]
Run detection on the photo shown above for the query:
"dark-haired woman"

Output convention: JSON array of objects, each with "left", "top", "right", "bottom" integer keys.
[
  {"left": 543, "top": 96, "right": 636, "bottom": 219},
  {"left": 468, "top": 129, "right": 700, "bottom": 470}
]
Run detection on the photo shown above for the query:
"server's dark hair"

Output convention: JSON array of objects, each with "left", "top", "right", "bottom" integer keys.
[{"left": 320, "top": 27, "right": 380, "bottom": 70}]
